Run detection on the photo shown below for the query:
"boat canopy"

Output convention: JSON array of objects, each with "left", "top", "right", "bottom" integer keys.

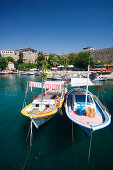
[
  {"left": 29, "top": 81, "right": 64, "bottom": 90},
  {"left": 71, "top": 78, "right": 93, "bottom": 87},
  {"left": 93, "top": 65, "right": 104, "bottom": 67}
]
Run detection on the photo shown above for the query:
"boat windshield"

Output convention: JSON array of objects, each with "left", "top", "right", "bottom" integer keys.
[{"left": 75, "top": 94, "right": 93, "bottom": 105}]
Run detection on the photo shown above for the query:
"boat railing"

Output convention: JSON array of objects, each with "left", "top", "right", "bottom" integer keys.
[{"left": 93, "top": 95, "right": 109, "bottom": 113}]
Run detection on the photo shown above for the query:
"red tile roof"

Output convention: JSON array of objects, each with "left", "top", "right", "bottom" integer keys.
[
  {"left": 8, "top": 62, "right": 14, "bottom": 64},
  {"left": 0, "top": 49, "right": 13, "bottom": 51},
  {"left": 16, "top": 47, "right": 36, "bottom": 51}
]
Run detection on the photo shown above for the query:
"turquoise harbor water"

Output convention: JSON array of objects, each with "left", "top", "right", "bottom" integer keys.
[{"left": 0, "top": 74, "right": 113, "bottom": 170}]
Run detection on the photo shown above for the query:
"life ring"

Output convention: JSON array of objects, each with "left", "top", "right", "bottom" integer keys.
[
  {"left": 33, "top": 95, "right": 37, "bottom": 101},
  {"left": 55, "top": 96, "right": 60, "bottom": 107}
]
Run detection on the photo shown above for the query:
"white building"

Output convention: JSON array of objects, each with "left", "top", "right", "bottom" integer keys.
[
  {"left": 83, "top": 47, "right": 95, "bottom": 51},
  {"left": 7, "top": 62, "right": 15, "bottom": 70},
  {"left": 16, "top": 47, "right": 37, "bottom": 53},
  {"left": 0, "top": 49, "right": 14, "bottom": 54},
  {"left": 44, "top": 53, "right": 49, "bottom": 59}
]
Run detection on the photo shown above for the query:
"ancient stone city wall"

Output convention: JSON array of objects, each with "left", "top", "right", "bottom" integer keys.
[
  {"left": 90, "top": 47, "right": 113, "bottom": 62},
  {"left": 1, "top": 47, "right": 113, "bottom": 63},
  {"left": 1, "top": 52, "right": 37, "bottom": 63}
]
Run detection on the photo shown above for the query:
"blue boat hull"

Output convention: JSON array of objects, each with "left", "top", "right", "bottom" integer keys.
[{"left": 32, "top": 116, "right": 54, "bottom": 128}]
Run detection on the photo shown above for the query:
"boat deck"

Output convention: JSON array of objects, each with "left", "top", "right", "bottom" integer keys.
[
  {"left": 35, "top": 92, "right": 58, "bottom": 100},
  {"left": 26, "top": 91, "right": 61, "bottom": 116},
  {"left": 27, "top": 107, "right": 53, "bottom": 115},
  {"left": 69, "top": 109, "right": 103, "bottom": 126}
]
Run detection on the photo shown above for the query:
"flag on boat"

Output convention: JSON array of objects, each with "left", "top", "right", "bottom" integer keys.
[
  {"left": 66, "top": 72, "right": 68, "bottom": 84},
  {"left": 42, "top": 67, "right": 45, "bottom": 82},
  {"left": 42, "top": 68, "right": 44, "bottom": 76}
]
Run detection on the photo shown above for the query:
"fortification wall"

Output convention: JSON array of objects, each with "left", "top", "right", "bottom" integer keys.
[
  {"left": 23, "top": 53, "right": 37, "bottom": 63},
  {"left": 1, "top": 52, "right": 37, "bottom": 63},
  {"left": 90, "top": 47, "right": 113, "bottom": 62},
  {"left": 1, "top": 46, "right": 113, "bottom": 63},
  {"left": 1, "top": 53, "right": 19, "bottom": 61},
  {"left": 60, "top": 47, "right": 113, "bottom": 62}
]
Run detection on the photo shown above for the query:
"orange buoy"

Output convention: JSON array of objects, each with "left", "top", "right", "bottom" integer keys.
[{"left": 55, "top": 97, "right": 60, "bottom": 107}]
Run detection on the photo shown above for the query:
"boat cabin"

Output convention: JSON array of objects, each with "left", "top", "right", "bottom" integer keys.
[
  {"left": 69, "top": 92, "right": 95, "bottom": 111},
  {"left": 32, "top": 93, "right": 57, "bottom": 111}
]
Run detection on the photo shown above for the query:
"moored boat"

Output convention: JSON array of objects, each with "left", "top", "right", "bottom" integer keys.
[
  {"left": 19, "top": 69, "right": 37, "bottom": 75},
  {"left": 21, "top": 80, "right": 66, "bottom": 128},
  {"left": 65, "top": 61, "right": 111, "bottom": 136},
  {"left": 65, "top": 86, "right": 111, "bottom": 136},
  {"left": 47, "top": 75, "right": 63, "bottom": 81},
  {"left": 0, "top": 70, "right": 12, "bottom": 74},
  {"left": 93, "top": 75, "right": 107, "bottom": 81}
]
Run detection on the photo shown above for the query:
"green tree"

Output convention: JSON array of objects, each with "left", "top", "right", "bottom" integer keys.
[
  {"left": 18, "top": 63, "right": 37, "bottom": 70},
  {"left": 35, "top": 51, "right": 46, "bottom": 68},
  {"left": 14, "top": 61, "right": 19, "bottom": 69},
  {"left": 60, "top": 57, "right": 69, "bottom": 66},
  {"left": 17, "top": 52, "right": 23, "bottom": 64},
  {"left": 52, "top": 55, "right": 60, "bottom": 67},
  {"left": 68, "top": 53, "right": 77, "bottom": 65},
  {"left": 0, "top": 57, "right": 7, "bottom": 70},
  {"left": 47, "top": 53, "right": 56, "bottom": 68},
  {"left": 5, "top": 56, "right": 14, "bottom": 63},
  {"left": 74, "top": 52, "right": 93, "bottom": 70},
  {"left": 47, "top": 53, "right": 62, "bottom": 68},
  {"left": 92, "top": 60, "right": 111, "bottom": 65}
]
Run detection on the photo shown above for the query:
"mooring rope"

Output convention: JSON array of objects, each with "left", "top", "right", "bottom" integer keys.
[
  {"left": 88, "top": 131, "right": 93, "bottom": 163},
  {"left": 22, "top": 119, "right": 33, "bottom": 170},
  {"left": 58, "top": 107, "right": 63, "bottom": 116},
  {"left": 30, "top": 119, "right": 33, "bottom": 147},
  {"left": 72, "top": 124, "right": 79, "bottom": 170},
  {"left": 101, "top": 88, "right": 108, "bottom": 112},
  {"left": 22, "top": 148, "right": 31, "bottom": 170},
  {"left": 26, "top": 123, "right": 31, "bottom": 143},
  {"left": 22, "top": 94, "right": 27, "bottom": 108},
  {"left": 72, "top": 122, "right": 74, "bottom": 143},
  {"left": 22, "top": 82, "right": 28, "bottom": 108}
]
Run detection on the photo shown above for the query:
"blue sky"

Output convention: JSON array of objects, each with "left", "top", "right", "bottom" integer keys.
[{"left": 0, "top": 0, "right": 113, "bottom": 54}]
